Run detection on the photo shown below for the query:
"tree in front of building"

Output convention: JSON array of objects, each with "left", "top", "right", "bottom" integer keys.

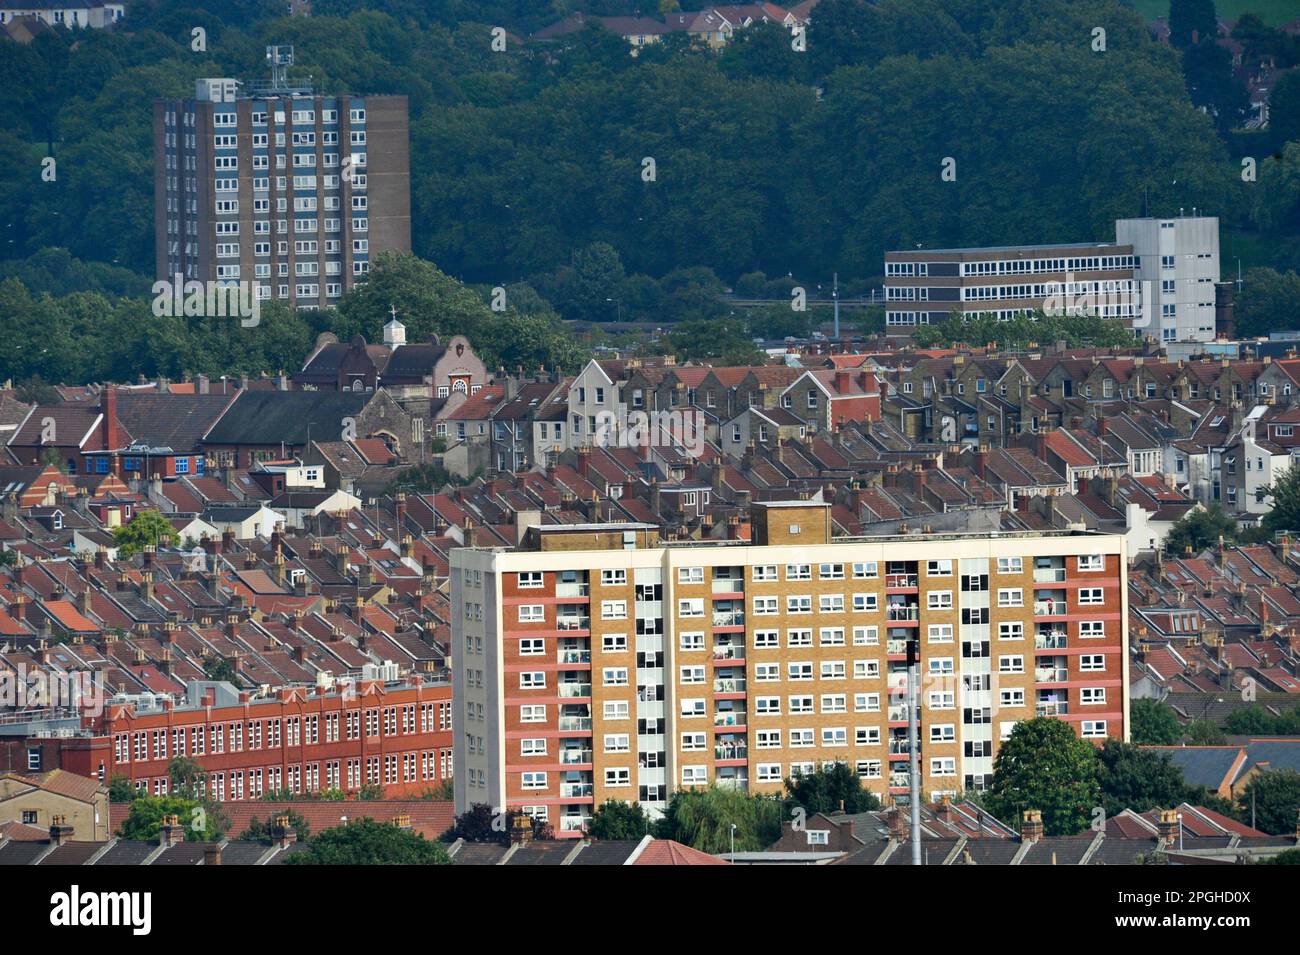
[
  {"left": 1130, "top": 698, "right": 1183, "bottom": 745},
  {"left": 111, "top": 509, "right": 178, "bottom": 557},
  {"left": 107, "top": 775, "right": 137, "bottom": 804},
  {"left": 238, "top": 810, "right": 312, "bottom": 842},
  {"left": 587, "top": 800, "right": 651, "bottom": 841},
  {"left": 1096, "top": 741, "right": 1197, "bottom": 817},
  {"left": 283, "top": 818, "right": 452, "bottom": 865},
  {"left": 652, "top": 785, "right": 783, "bottom": 853},
  {"left": 1261, "top": 464, "right": 1300, "bottom": 537},
  {"left": 442, "top": 803, "right": 553, "bottom": 845},
  {"left": 983, "top": 718, "right": 1101, "bottom": 837},
  {"left": 784, "top": 762, "right": 881, "bottom": 816},
  {"left": 1164, "top": 503, "right": 1237, "bottom": 558},
  {"left": 1238, "top": 770, "right": 1300, "bottom": 836},
  {"left": 117, "top": 795, "right": 228, "bottom": 843}
]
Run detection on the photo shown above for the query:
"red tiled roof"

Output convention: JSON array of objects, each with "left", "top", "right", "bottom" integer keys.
[{"left": 634, "top": 838, "right": 728, "bottom": 865}]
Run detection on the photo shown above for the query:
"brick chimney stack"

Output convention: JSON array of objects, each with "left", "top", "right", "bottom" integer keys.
[
  {"left": 1020, "top": 809, "right": 1044, "bottom": 844},
  {"left": 1157, "top": 809, "right": 1180, "bottom": 848},
  {"left": 48, "top": 815, "right": 75, "bottom": 847},
  {"left": 159, "top": 814, "right": 185, "bottom": 847},
  {"left": 102, "top": 386, "right": 120, "bottom": 457}
]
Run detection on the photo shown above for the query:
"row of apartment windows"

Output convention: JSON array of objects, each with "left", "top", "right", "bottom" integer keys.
[{"left": 111, "top": 703, "right": 450, "bottom": 763}]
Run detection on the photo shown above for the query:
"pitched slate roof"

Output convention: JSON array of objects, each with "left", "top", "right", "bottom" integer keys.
[{"left": 203, "top": 392, "right": 371, "bottom": 446}]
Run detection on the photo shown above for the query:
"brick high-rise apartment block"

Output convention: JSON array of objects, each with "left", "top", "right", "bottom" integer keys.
[
  {"left": 153, "top": 51, "right": 410, "bottom": 310},
  {"left": 452, "top": 503, "right": 1129, "bottom": 836}
]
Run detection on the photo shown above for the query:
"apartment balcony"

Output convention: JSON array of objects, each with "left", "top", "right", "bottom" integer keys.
[
  {"left": 555, "top": 582, "right": 589, "bottom": 598},
  {"left": 889, "top": 772, "right": 911, "bottom": 788},
  {"left": 886, "top": 638, "right": 909, "bottom": 656},
  {"left": 558, "top": 816, "right": 590, "bottom": 832},
  {"left": 715, "top": 744, "right": 748, "bottom": 760},
  {"left": 887, "top": 738, "right": 914, "bottom": 755},
  {"left": 713, "top": 678, "right": 747, "bottom": 694},
  {"left": 712, "top": 645, "right": 745, "bottom": 662},
  {"left": 886, "top": 673, "right": 908, "bottom": 692},
  {"left": 1037, "top": 635, "right": 1068, "bottom": 653},
  {"left": 560, "top": 782, "right": 593, "bottom": 798},
  {"left": 711, "top": 579, "right": 745, "bottom": 595},
  {"left": 715, "top": 774, "right": 749, "bottom": 792},
  {"left": 1036, "top": 701, "right": 1069, "bottom": 717},
  {"left": 557, "top": 649, "right": 591, "bottom": 664},
  {"left": 558, "top": 716, "right": 593, "bottom": 731},
  {"left": 558, "top": 683, "right": 593, "bottom": 699},
  {"left": 712, "top": 610, "right": 745, "bottom": 629},
  {"left": 886, "top": 605, "right": 920, "bottom": 622},
  {"left": 559, "top": 749, "right": 593, "bottom": 765},
  {"left": 886, "top": 573, "right": 918, "bottom": 589},
  {"left": 1033, "top": 568, "right": 1066, "bottom": 584},
  {"left": 888, "top": 704, "right": 909, "bottom": 722},
  {"left": 556, "top": 615, "right": 591, "bottom": 632},
  {"left": 1033, "top": 599, "right": 1066, "bottom": 617},
  {"left": 1035, "top": 666, "right": 1069, "bottom": 684},
  {"left": 714, "top": 710, "right": 747, "bottom": 728}
]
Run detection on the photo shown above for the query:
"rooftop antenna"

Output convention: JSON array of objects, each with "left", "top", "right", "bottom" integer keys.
[
  {"left": 832, "top": 272, "right": 840, "bottom": 340},
  {"left": 267, "top": 45, "right": 293, "bottom": 92}
]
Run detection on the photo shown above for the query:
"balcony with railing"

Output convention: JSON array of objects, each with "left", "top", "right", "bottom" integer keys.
[
  {"left": 1033, "top": 597, "right": 1067, "bottom": 617},
  {"left": 560, "top": 782, "right": 593, "bottom": 798},
  {"left": 557, "top": 647, "right": 591, "bottom": 665},
  {"left": 886, "top": 603, "right": 920, "bottom": 622},
  {"left": 887, "top": 737, "right": 914, "bottom": 755},
  {"left": 1033, "top": 558, "right": 1066, "bottom": 584},
  {"left": 558, "top": 715, "right": 593, "bottom": 731},
  {"left": 558, "top": 815, "right": 591, "bottom": 832},
  {"left": 886, "top": 638, "right": 909, "bottom": 656},
  {"left": 559, "top": 748, "right": 593, "bottom": 765},
  {"left": 555, "top": 579, "right": 590, "bottom": 599},
  {"left": 886, "top": 573, "right": 919, "bottom": 589},
  {"left": 715, "top": 740, "right": 748, "bottom": 761},
  {"left": 889, "top": 771, "right": 911, "bottom": 789},
  {"left": 712, "top": 603, "right": 745, "bottom": 629},
  {"left": 1036, "top": 698, "right": 1068, "bottom": 716},
  {"left": 1035, "top": 658, "right": 1069, "bottom": 683},
  {"left": 888, "top": 704, "right": 909, "bottom": 723},
  {"left": 711, "top": 578, "right": 745, "bottom": 596},
  {"left": 713, "top": 709, "right": 747, "bottom": 728},
  {"left": 556, "top": 607, "right": 591, "bottom": 631},
  {"left": 1035, "top": 629, "right": 1068, "bottom": 650},
  {"left": 712, "top": 642, "right": 745, "bottom": 662},
  {"left": 713, "top": 677, "right": 747, "bottom": 694},
  {"left": 558, "top": 682, "right": 593, "bottom": 699}
]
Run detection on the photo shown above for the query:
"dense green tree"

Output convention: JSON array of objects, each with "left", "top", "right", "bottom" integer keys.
[
  {"left": 1261, "top": 463, "right": 1300, "bottom": 536},
  {"left": 652, "top": 785, "right": 783, "bottom": 853},
  {"left": 1164, "top": 503, "right": 1238, "bottom": 557},
  {"left": 1186, "top": 719, "right": 1226, "bottom": 745},
  {"left": 1097, "top": 741, "right": 1197, "bottom": 817},
  {"left": 665, "top": 316, "right": 762, "bottom": 364},
  {"left": 1131, "top": 698, "right": 1183, "bottom": 745},
  {"left": 1260, "top": 847, "right": 1300, "bottom": 864},
  {"left": 1238, "top": 770, "right": 1300, "bottom": 836},
  {"left": 984, "top": 718, "right": 1101, "bottom": 837},
  {"left": 112, "top": 509, "right": 179, "bottom": 557},
  {"left": 784, "top": 763, "right": 882, "bottom": 816},
  {"left": 117, "top": 794, "right": 229, "bottom": 842},
  {"left": 1224, "top": 704, "right": 1300, "bottom": 736},
  {"left": 1235, "top": 266, "right": 1300, "bottom": 337},
  {"left": 284, "top": 818, "right": 452, "bottom": 865},
  {"left": 107, "top": 775, "right": 137, "bottom": 804},
  {"left": 238, "top": 809, "right": 313, "bottom": 842},
  {"left": 587, "top": 800, "right": 651, "bottom": 840},
  {"left": 1170, "top": 0, "right": 1218, "bottom": 49},
  {"left": 1182, "top": 39, "right": 1247, "bottom": 135},
  {"left": 1271, "top": 68, "right": 1300, "bottom": 152}
]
